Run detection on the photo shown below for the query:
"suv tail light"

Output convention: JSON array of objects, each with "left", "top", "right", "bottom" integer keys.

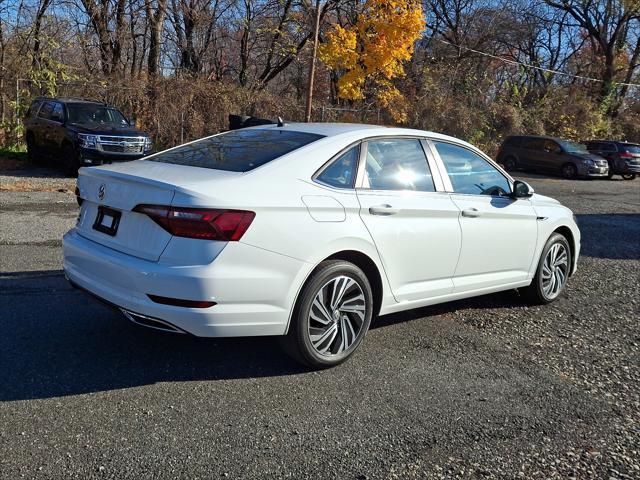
[
  {"left": 133, "top": 205, "right": 255, "bottom": 241},
  {"left": 620, "top": 152, "right": 634, "bottom": 159}
]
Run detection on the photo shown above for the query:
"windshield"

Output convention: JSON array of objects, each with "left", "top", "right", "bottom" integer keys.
[
  {"left": 149, "top": 128, "right": 325, "bottom": 172},
  {"left": 67, "top": 104, "right": 129, "bottom": 126},
  {"left": 559, "top": 140, "right": 588, "bottom": 153},
  {"left": 621, "top": 144, "right": 640, "bottom": 154}
]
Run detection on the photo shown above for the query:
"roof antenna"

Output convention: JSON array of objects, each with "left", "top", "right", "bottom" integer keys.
[{"left": 277, "top": 116, "right": 284, "bottom": 127}]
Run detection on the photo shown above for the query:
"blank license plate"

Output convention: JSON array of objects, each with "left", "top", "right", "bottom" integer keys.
[{"left": 93, "top": 206, "right": 121, "bottom": 236}]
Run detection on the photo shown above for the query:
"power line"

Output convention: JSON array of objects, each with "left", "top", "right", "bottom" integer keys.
[{"left": 431, "top": 37, "right": 640, "bottom": 88}]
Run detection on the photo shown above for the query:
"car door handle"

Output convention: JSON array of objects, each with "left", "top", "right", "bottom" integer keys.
[
  {"left": 369, "top": 204, "right": 399, "bottom": 216},
  {"left": 461, "top": 208, "right": 481, "bottom": 218}
]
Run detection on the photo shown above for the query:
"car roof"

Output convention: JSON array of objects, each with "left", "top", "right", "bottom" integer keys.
[
  {"left": 586, "top": 140, "right": 639, "bottom": 145},
  {"left": 505, "top": 134, "right": 563, "bottom": 142},
  {"left": 250, "top": 122, "right": 474, "bottom": 146},
  {"left": 34, "top": 96, "right": 107, "bottom": 106}
]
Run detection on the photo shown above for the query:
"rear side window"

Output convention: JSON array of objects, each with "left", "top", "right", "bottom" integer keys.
[
  {"left": 316, "top": 146, "right": 360, "bottom": 188},
  {"left": 434, "top": 141, "right": 511, "bottom": 196},
  {"left": 620, "top": 144, "right": 640, "bottom": 154},
  {"left": 27, "top": 101, "right": 42, "bottom": 118},
  {"left": 522, "top": 138, "right": 544, "bottom": 150},
  {"left": 150, "top": 129, "right": 324, "bottom": 172}
]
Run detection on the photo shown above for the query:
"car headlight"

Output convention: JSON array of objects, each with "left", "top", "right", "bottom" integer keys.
[
  {"left": 583, "top": 159, "right": 594, "bottom": 166},
  {"left": 78, "top": 133, "right": 98, "bottom": 149},
  {"left": 144, "top": 137, "right": 153, "bottom": 151}
]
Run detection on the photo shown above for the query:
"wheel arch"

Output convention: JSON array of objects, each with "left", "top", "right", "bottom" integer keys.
[
  {"left": 553, "top": 225, "right": 576, "bottom": 275},
  {"left": 285, "top": 249, "right": 385, "bottom": 334}
]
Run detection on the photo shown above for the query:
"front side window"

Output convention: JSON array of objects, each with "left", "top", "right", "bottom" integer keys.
[
  {"left": 362, "top": 139, "right": 435, "bottom": 192},
  {"left": 37, "top": 102, "right": 54, "bottom": 119},
  {"left": 150, "top": 129, "right": 325, "bottom": 172},
  {"left": 544, "top": 140, "right": 561, "bottom": 153},
  {"left": 559, "top": 139, "right": 588, "bottom": 153},
  {"left": 433, "top": 141, "right": 511, "bottom": 196},
  {"left": 316, "top": 146, "right": 359, "bottom": 188},
  {"left": 51, "top": 103, "right": 64, "bottom": 122}
]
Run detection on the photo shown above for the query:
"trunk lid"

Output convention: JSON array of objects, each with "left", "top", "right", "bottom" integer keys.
[{"left": 75, "top": 160, "right": 240, "bottom": 261}]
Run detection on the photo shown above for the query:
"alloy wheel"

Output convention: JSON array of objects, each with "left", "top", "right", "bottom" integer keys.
[
  {"left": 307, "top": 275, "right": 366, "bottom": 357},
  {"left": 541, "top": 243, "right": 569, "bottom": 299}
]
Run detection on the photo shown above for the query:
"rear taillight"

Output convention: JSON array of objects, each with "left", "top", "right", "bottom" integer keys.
[
  {"left": 133, "top": 204, "right": 255, "bottom": 241},
  {"left": 620, "top": 152, "right": 634, "bottom": 159}
]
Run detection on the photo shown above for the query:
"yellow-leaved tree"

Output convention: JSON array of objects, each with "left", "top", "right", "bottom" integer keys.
[{"left": 319, "top": 0, "right": 425, "bottom": 122}]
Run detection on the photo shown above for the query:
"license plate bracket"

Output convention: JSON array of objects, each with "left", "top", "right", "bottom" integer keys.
[{"left": 93, "top": 206, "right": 121, "bottom": 236}]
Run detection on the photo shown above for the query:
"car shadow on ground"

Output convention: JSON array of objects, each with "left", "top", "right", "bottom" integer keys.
[{"left": 0, "top": 270, "right": 528, "bottom": 402}]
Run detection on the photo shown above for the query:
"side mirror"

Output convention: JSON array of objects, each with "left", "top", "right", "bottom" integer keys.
[
  {"left": 511, "top": 180, "right": 534, "bottom": 199},
  {"left": 128, "top": 116, "right": 136, "bottom": 126}
]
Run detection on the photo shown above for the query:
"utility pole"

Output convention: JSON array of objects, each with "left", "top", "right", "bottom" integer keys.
[{"left": 305, "top": 0, "right": 321, "bottom": 122}]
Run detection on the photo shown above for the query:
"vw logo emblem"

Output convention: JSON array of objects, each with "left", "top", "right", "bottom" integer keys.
[{"left": 98, "top": 184, "right": 106, "bottom": 201}]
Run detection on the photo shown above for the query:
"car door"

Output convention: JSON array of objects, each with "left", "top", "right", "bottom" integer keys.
[
  {"left": 49, "top": 102, "right": 67, "bottom": 153},
  {"left": 356, "top": 137, "right": 462, "bottom": 302},
  {"left": 517, "top": 138, "right": 539, "bottom": 169},
  {"left": 34, "top": 101, "right": 55, "bottom": 149},
  {"left": 430, "top": 140, "right": 538, "bottom": 293},
  {"left": 542, "top": 139, "right": 563, "bottom": 172}
]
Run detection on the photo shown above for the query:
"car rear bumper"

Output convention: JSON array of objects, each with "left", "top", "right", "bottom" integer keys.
[{"left": 63, "top": 229, "right": 309, "bottom": 337}]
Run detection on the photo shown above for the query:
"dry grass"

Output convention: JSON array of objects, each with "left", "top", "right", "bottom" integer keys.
[{"left": 0, "top": 179, "right": 75, "bottom": 193}]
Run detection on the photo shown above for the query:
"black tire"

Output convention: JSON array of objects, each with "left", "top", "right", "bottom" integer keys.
[
  {"left": 561, "top": 163, "right": 578, "bottom": 179},
  {"left": 281, "top": 260, "right": 373, "bottom": 368},
  {"left": 522, "top": 232, "right": 572, "bottom": 305},
  {"left": 503, "top": 156, "right": 517, "bottom": 172},
  {"left": 62, "top": 144, "right": 80, "bottom": 177},
  {"left": 622, "top": 173, "right": 636, "bottom": 180}
]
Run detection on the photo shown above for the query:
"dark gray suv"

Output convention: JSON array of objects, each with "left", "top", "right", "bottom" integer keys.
[
  {"left": 496, "top": 135, "right": 609, "bottom": 179},
  {"left": 584, "top": 140, "right": 639, "bottom": 180}
]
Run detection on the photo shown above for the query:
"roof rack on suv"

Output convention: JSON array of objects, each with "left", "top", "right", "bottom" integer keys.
[{"left": 35, "top": 96, "right": 107, "bottom": 105}]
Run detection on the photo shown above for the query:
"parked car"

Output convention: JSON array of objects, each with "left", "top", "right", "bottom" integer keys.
[
  {"left": 64, "top": 123, "right": 580, "bottom": 368},
  {"left": 24, "top": 97, "right": 153, "bottom": 176},
  {"left": 496, "top": 135, "right": 609, "bottom": 179},
  {"left": 583, "top": 140, "right": 640, "bottom": 180}
]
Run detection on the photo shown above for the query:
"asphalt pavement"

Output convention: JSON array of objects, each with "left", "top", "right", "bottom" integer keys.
[{"left": 1, "top": 171, "right": 638, "bottom": 479}]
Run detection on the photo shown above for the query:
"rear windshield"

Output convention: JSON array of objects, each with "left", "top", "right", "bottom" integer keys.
[
  {"left": 621, "top": 144, "right": 640, "bottom": 154},
  {"left": 149, "top": 129, "right": 325, "bottom": 172}
]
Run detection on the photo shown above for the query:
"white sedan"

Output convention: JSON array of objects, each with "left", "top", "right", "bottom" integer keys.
[{"left": 63, "top": 123, "right": 580, "bottom": 367}]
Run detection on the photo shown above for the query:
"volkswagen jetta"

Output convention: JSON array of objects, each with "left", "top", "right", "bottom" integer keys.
[{"left": 63, "top": 123, "right": 580, "bottom": 368}]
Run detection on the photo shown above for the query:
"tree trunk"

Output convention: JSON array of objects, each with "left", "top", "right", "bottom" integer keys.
[{"left": 146, "top": 0, "right": 168, "bottom": 78}]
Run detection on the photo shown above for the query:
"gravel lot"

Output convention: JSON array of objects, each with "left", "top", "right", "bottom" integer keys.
[{"left": 0, "top": 161, "right": 638, "bottom": 479}]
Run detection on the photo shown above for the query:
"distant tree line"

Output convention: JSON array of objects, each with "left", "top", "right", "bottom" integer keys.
[{"left": 0, "top": 0, "right": 638, "bottom": 151}]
